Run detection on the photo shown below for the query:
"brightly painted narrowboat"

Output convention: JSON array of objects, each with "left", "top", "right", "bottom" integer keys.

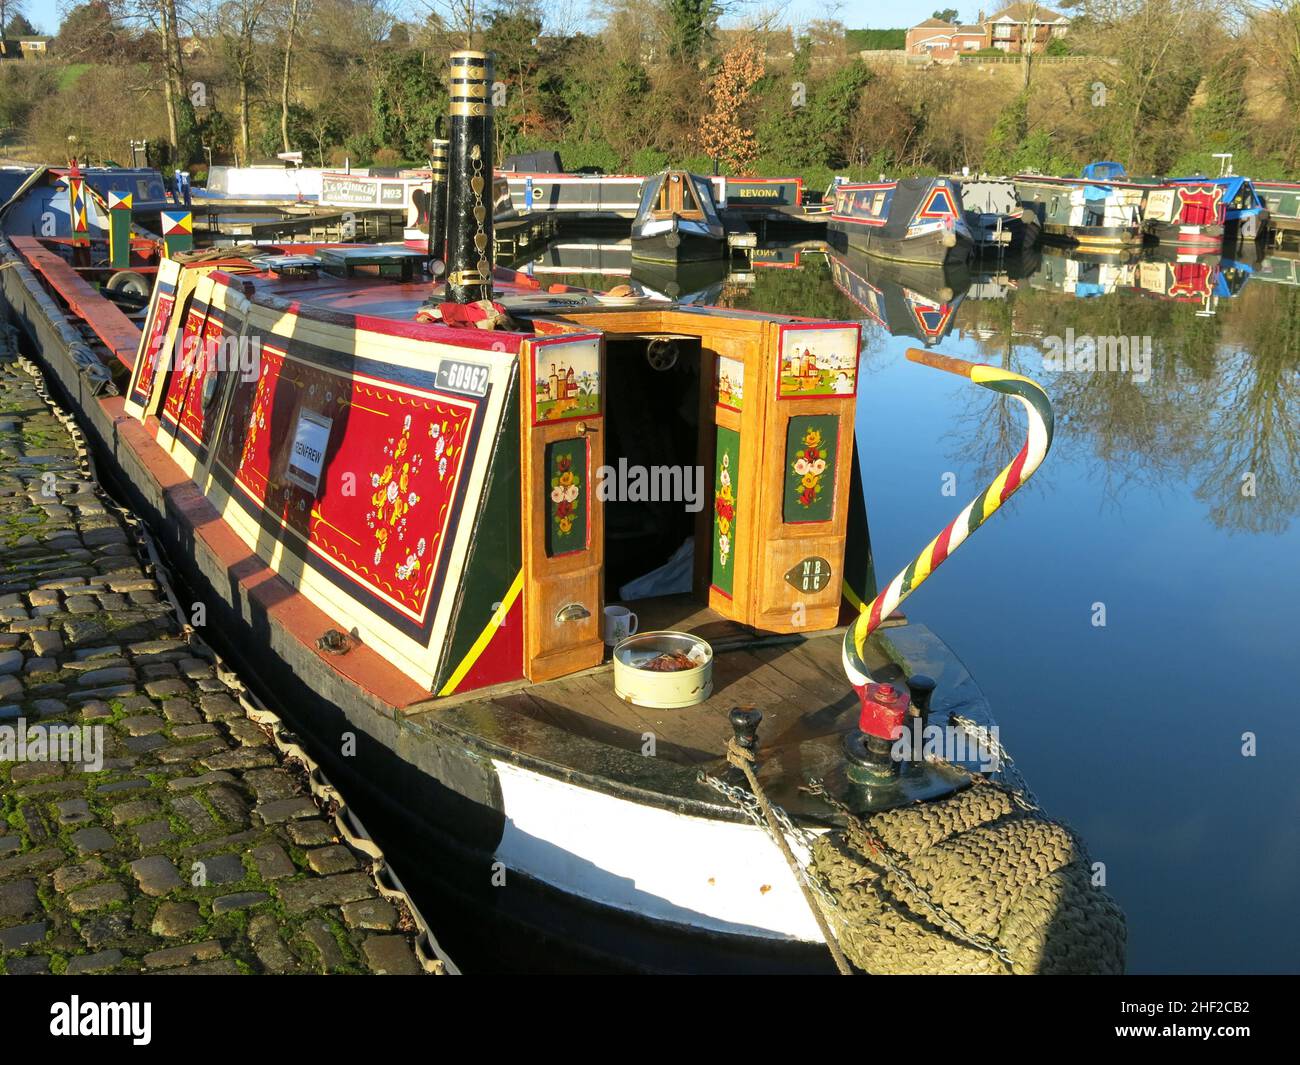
[
  {"left": 1171, "top": 176, "right": 1268, "bottom": 246},
  {"left": 827, "top": 177, "right": 974, "bottom": 266},
  {"left": 630, "top": 170, "right": 726, "bottom": 264}
]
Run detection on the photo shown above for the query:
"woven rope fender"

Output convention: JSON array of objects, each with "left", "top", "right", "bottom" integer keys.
[{"left": 809, "top": 783, "right": 1127, "bottom": 974}]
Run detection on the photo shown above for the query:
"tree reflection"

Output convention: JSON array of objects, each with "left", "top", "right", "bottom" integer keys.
[{"left": 951, "top": 274, "right": 1300, "bottom": 534}]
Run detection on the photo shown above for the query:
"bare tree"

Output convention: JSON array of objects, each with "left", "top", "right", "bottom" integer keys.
[
  {"left": 1, "top": 0, "right": 29, "bottom": 37},
  {"left": 280, "top": 0, "right": 303, "bottom": 152}
]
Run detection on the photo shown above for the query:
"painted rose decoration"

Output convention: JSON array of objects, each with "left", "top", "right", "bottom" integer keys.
[
  {"left": 715, "top": 452, "right": 735, "bottom": 569},
  {"left": 550, "top": 452, "right": 581, "bottom": 539},
  {"left": 791, "top": 426, "right": 829, "bottom": 509}
]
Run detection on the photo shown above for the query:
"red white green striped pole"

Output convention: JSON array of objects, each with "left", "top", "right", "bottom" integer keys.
[{"left": 842, "top": 348, "right": 1055, "bottom": 688}]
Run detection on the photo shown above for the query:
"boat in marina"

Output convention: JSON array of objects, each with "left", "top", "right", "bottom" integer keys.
[
  {"left": 1254, "top": 180, "right": 1300, "bottom": 238},
  {"left": 827, "top": 177, "right": 974, "bottom": 266},
  {"left": 1171, "top": 176, "right": 1269, "bottom": 246},
  {"left": 951, "top": 176, "right": 1040, "bottom": 253},
  {"left": 630, "top": 170, "right": 727, "bottom": 264},
  {"left": 1014, "top": 171, "right": 1150, "bottom": 248},
  {"left": 0, "top": 53, "right": 1125, "bottom": 975}
]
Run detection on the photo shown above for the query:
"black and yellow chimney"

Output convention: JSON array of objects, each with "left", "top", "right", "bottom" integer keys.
[
  {"left": 426, "top": 137, "right": 450, "bottom": 265},
  {"left": 445, "top": 51, "right": 494, "bottom": 304}
]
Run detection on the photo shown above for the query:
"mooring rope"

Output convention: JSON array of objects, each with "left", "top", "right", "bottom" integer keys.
[
  {"left": 843, "top": 348, "right": 1054, "bottom": 685},
  {"left": 722, "top": 739, "right": 853, "bottom": 975}
]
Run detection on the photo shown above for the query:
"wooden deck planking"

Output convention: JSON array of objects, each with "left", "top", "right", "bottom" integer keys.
[{"left": 483, "top": 630, "right": 867, "bottom": 766}]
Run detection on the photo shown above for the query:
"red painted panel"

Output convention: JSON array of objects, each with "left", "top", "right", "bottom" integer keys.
[
  {"left": 131, "top": 291, "right": 174, "bottom": 407},
  {"left": 176, "top": 314, "right": 226, "bottom": 450},
  {"left": 1176, "top": 185, "right": 1225, "bottom": 226},
  {"left": 455, "top": 594, "right": 524, "bottom": 692},
  {"left": 160, "top": 304, "right": 209, "bottom": 432},
  {"left": 214, "top": 343, "right": 477, "bottom": 626}
]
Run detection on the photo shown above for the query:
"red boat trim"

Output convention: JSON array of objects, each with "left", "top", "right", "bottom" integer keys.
[
  {"left": 112, "top": 399, "right": 432, "bottom": 709},
  {"left": 11, "top": 237, "right": 139, "bottom": 369}
]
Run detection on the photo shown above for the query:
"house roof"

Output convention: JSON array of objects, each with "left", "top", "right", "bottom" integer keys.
[{"left": 988, "top": 3, "right": 1068, "bottom": 22}]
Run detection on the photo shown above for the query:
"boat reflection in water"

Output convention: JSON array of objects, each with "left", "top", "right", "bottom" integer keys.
[{"left": 510, "top": 235, "right": 814, "bottom": 304}]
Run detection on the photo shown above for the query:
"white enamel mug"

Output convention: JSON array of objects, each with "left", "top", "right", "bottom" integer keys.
[{"left": 603, "top": 605, "right": 639, "bottom": 646}]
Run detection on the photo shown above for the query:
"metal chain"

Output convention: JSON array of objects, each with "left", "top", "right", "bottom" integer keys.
[
  {"left": 949, "top": 713, "right": 1041, "bottom": 810},
  {"left": 697, "top": 770, "right": 844, "bottom": 918},
  {"left": 804, "top": 779, "right": 1016, "bottom": 969}
]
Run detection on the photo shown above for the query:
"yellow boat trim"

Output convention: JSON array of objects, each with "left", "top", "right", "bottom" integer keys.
[{"left": 437, "top": 569, "right": 524, "bottom": 696}]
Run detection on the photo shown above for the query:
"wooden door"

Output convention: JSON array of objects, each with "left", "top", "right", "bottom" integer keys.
[
  {"left": 750, "top": 320, "right": 862, "bottom": 634},
  {"left": 520, "top": 332, "right": 606, "bottom": 681}
]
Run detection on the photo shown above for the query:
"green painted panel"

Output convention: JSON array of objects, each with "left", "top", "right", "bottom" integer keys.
[
  {"left": 545, "top": 438, "right": 587, "bottom": 556},
  {"left": 783, "top": 415, "right": 837, "bottom": 523},
  {"left": 711, "top": 426, "right": 740, "bottom": 596}
]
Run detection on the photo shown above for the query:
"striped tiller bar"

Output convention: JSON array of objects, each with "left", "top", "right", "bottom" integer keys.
[{"left": 842, "top": 348, "right": 1055, "bottom": 685}]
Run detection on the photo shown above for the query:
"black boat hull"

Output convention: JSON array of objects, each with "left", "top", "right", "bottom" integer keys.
[
  {"left": 828, "top": 222, "right": 973, "bottom": 266},
  {"left": 631, "top": 230, "right": 725, "bottom": 264}
]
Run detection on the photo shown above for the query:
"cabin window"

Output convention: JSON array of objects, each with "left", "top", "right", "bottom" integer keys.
[{"left": 655, "top": 177, "right": 676, "bottom": 214}]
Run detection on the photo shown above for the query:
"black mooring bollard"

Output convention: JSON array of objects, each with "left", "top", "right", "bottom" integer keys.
[{"left": 445, "top": 50, "right": 494, "bottom": 304}]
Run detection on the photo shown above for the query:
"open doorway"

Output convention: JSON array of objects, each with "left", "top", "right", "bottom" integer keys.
[{"left": 602, "top": 334, "right": 705, "bottom": 607}]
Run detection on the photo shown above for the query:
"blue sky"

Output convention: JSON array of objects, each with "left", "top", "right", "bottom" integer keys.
[{"left": 14, "top": 1, "right": 974, "bottom": 39}]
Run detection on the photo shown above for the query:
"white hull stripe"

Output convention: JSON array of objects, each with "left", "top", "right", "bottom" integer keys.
[{"left": 491, "top": 760, "right": 825, "bottom": 942}]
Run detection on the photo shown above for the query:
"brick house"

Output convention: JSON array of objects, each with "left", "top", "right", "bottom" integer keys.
[
  {"left": 905, "top": 19, "right": 989, "bottom": 61},
  {"left": 985, "top": 4, "right": 1069, "bottom": 53},
  {"left": 905, "top": 6, "right": 1069, "bottom": 61}
]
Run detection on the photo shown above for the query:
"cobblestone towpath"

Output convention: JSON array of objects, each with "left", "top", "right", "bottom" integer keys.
[{"left": 0, "top": 341, "right": 434, "bottom": 975}]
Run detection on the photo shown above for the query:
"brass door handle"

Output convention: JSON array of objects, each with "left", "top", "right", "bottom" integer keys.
[{"left": 576, "top": 421, "right": 598, "bottom": 435}]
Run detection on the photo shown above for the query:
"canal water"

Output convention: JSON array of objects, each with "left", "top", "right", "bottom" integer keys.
[{"left": 514, "top": 237, "right": 1300, "bottom": 974}]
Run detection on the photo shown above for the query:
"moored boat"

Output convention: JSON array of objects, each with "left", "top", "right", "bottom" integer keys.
[
  {"left": 827, "top": 177, "right": 974, "bottom": 266},
  {"left": 951, "top": 176, "right": 1040, "bottom": 253},
  {"left": 630, "top": 170, "right": 726, "bottom": 264},
  {"left": 1254, "top": 180, "right": 1300, "bottom": 238},
  {"left": 1013, "top": 172, "right": 1148, "bottom": 248},
  {"left": 0, "top": 52, "right": 1125, "bottom": 975}
]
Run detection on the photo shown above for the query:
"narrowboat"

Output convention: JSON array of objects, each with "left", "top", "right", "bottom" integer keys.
[
  {"left": 1173, "top": 176, "right": 1268, "bottom": 246},
  {"left": 630, "top": 170, "right": 726, "bottom": 264},
  {"left": 825, "top": 247, "right": 968, "bottom": 346},
  {"left": 827, "top": 177, "right": 974, "bottom": 266},
  {"left": 0, "top": 53, "right": 1124, "bottom": 975},
  {"left": 1059, "top": 162, "right": 1230, "bottom": 251},
  {"left": 1253, "top": 180, "right": 1300, "bottom": 238},
  {"left": 951, "top": 176, "right": 1040, "bottom": 252},
  {"left": 1013, "top": 172, "right": 1148, "bottom": 248}
]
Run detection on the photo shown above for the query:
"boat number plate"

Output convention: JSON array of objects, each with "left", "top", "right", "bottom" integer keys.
[
  {"left": 437, "top": 359, "right": 490, "bottom": 397},
  {"left": 284, "top": 410, "right": 334, "bottom": 494},
  {"left": 784, "top": 556, "right": 832, "bottom": 593}
]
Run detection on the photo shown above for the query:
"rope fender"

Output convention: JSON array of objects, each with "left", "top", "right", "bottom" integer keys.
[{"left": 809, "top": 782, "right": 1127, "bottom": 975}]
